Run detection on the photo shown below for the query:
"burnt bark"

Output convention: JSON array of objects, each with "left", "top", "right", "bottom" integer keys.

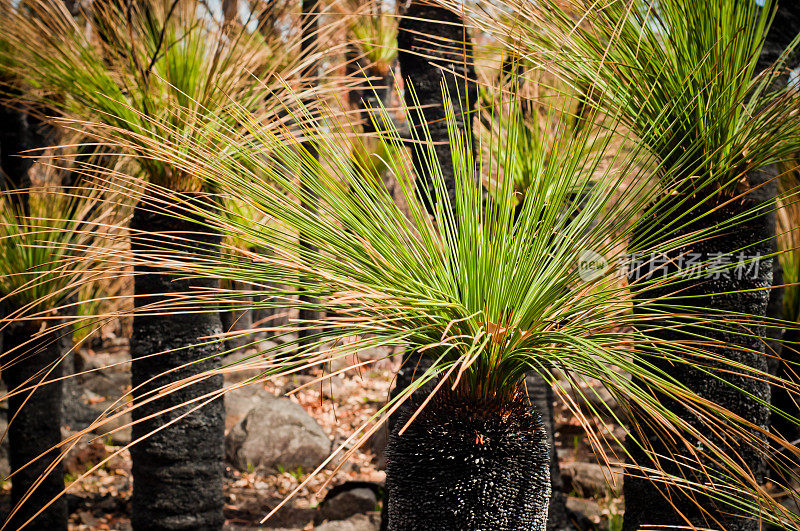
[
  {"left": 623, "top": 175, "right": 775, "bottom": 531},
  {"left": 0, "top": 96, "right": 34, "bottom": 215},
  {"left": 2, "top": 320, "right": 68, "bottom": 531},
  {"left": 129, "top": 195, "right": 225, "bottom": 530},
  {"left": 397, "top": 1, "right": 478, "bottom": 217},
  {"left": 297, "top": 0, "right": 323, "bottom": 351},
  {"left": 385, "top": 389, "right": 551, "bottom": 530},
  {"left": 772, "top": 329, "right": 800, "bottom": 446},
  {"left": 758, "top": 0, "right": 800, "bottom": 462}
]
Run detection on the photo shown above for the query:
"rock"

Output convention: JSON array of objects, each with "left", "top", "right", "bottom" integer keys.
[
  {"left": 561, "top": 462, "right": 623, "bottom": 497},
  {"left": 225, "top": 397, "right": 330, "bottom": 473},
  {"left": 224, "top": 384, "right": 275, "bottom": 432},
  {"left": 566, "top": 497, "right": 603, "bottom": 526},
  {"left": 315, "top": 513, "right": 381, "bottom": 531},
  {"left": 317, "top": 488, "right": 378, "bottom": 522},
  {"left": 76, "top": 509, "right": 98, "bottom": 526}
]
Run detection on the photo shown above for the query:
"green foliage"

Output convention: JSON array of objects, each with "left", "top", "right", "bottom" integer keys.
[
  {"left": 0, "top": 0, "right": 298, "bottom": 190},
  {"left": 0, "top": 186, "right": 119, "bottom": 315},
  {"left": 479, "top": 63, "right": 601, "bottom": 206},
  {"left": 348, "top": 7, "right": 397, "bottom": 72},
  {"left": 4, "top": 1, "right": 800, "bottom": 527},
  {"left": 461, "top": 0, "right": 800, "bottom": 198}
]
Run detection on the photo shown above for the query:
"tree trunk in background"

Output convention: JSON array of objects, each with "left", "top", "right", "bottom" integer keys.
[
  {"left": 2, "top": 321, "right": 68, "bottom": 530},
  {"left": 756, "top": 2, "right": 800, "bottom": 74},
  {"left": 385, "top": 389, "right": 551, "bottom": 530},
  {"left": 0, "top": 94, "right": 68, "bottom": 530},
  {"left": 397, "top": 1, "right": 478, "bottom": 217},
  {"left": 623, "top": 173, "right": 775, "bottom": 531},
  {"left": 297, "top": 0, "right": 323, "bottom": 351},
  {"left": 129, "top": 194, "right": 225, "bottom": 530},
  {"left": 0, "top": 95, "right": 34, "bottom": 215}
]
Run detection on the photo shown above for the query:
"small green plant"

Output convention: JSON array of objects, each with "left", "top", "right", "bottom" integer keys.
[{"left": 290, "top": 467, "right": 303, "bottom": 481}]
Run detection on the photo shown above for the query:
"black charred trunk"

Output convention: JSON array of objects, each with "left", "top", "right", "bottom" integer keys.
[
  {"left": 759, "top": 0, "right": 800, "bottom": 462},
  {"left": 379, "top": 350, "right": 433, "bottom": 531},
  {"left": 397, "top": 1, "right": 478, "bottom": 217},
  {"left": 623, "top": 178, "right": 775, "bottom": 531},
  {"left": 0, "top": 94, "right": 34, "bottom": 215},
  {"left": 129, "top": 196, "right": 225, "bottom": 531},
  {"left": 756, "top": 2, "right": 800, "bottom": 73},
  {"left": 2, "top": 320, "right": 68, "bottom": 530},
  {"left": 297, "top": 0, "right": 323, "bottom": 351},
  {"left": 385, "top": 388, "right": 551, "bottom": 530}
]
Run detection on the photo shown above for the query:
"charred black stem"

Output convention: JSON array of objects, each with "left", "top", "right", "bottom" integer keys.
[
  {"left": 297, "top": 0, "right": 323, "bottom": 352},
  {"left": 397, "top": 1, "right": 479, "bottom": 218},
  {"left": 2, "top": 321, "right": 68, "bottom": 531},
  {"left": 129, "top": 194, "right": 225, "bottom": 530},
  {"left": 623, "top": 175, "right": 776, "bottom": 531},
  {"left": 385, "top": 387, "right": 551, "bottom": 530}
]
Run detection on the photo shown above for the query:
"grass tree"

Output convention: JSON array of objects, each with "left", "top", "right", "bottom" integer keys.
[
  {"left": 0, "top": 176, "right": 118, "bottom": 529},
  {"left": 77, "top": 48, "right": 800, "bottom": 527},
  {"left": 0, "top": 0, "right": 330, "bottom": 527},
  {"left": 453, "top": 0, "right": 800, "bottom": 527}
]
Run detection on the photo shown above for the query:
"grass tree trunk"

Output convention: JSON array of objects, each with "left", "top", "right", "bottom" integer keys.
[
  {"left": 2, "top": 321, "right": 68, "bottom": 530},
  {"left": 129, "top": 193, "right": 225, "bottom": 530},
  {"left": 0, "top": 99, "right": 68, "bottom": 530},
  {"left": 623, "top": 173, "right": 776, "bottom": 531},
  {"left": 525, "top": 373, "right": 574, "bottom": 531},
  {"left": 385, "top": 388, "right": 551, "bottom": 530},
  {"left": 297, "top": 0, "right": 323, "bottom": 351},
  {"left": 758, "top": 0, "right": 800, "bottom": 454},
  {"left": 0, "top": 95, "right": 33, "bottom": 214},
  {"left": 397, "top": 1, "right": 477, "bottom": 216}
]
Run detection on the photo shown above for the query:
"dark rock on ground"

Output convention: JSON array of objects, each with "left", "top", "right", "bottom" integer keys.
[{"left": 316, "top": 486, "right": 378, "bottom": 523}]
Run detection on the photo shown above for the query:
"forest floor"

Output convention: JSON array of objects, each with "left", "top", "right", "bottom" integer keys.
[{"left": 0, "top": 336, "right": 626, "bottom": 530}]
